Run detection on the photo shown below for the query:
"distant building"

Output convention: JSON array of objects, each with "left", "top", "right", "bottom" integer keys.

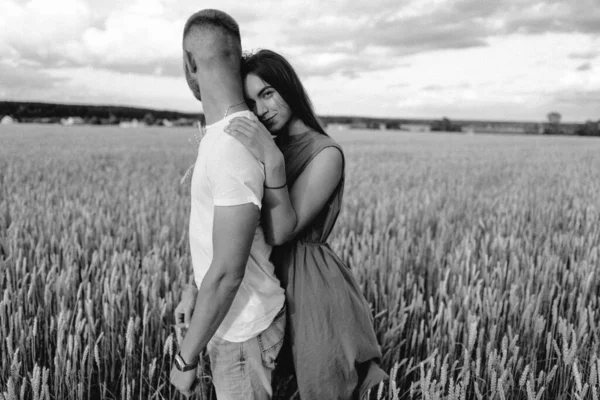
[
  {"left": 350, "top": 121, "right": 367, "bottom": 129},
  {"left": 161, "top": 119, "right": 174, "bottom": 127},
  {"left": 461, "top": 123, "right": 526, "bottom": 134},
  {"left": 400, "top": 123, "right": 430, "bottom": 132},
  {"left": 119, "top": 119, "right": 141, "bottom": 128},
  {"left": 326, "top": 123, "right": 352, "bottom": 131},
  {"left": 61, "top": 116, "right": 85, "bottom": 126},
  {"left": 1, "top": 115, "right": 15, "bottom": 124},
  {"left": 172, "top": 118, "right": 195, "bottom": 127}
]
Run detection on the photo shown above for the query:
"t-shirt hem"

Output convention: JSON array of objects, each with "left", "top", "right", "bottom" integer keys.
[
  {"left": 213, "top": 197, "right": 262, "bottom": 210},
  {"left": 215, "top": 301, "right": 285, "bottom": 343}
]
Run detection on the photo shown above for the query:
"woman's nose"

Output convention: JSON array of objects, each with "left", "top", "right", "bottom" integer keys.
[{"left": 256, "top": 102, "right": 268, "bottom": 117}]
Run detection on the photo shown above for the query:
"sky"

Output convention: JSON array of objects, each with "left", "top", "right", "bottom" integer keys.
[{"left": 1, "top": 0, "right": 599, "bottom": 122}]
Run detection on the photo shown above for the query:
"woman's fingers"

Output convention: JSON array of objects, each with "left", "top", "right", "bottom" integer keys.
[
  {"left": 228, "top": 131, "right": 259, "bottom": 157},
  {"left": 228, "top": 117, "right": 255, "bottom": 131},
  {"left": 229, "top": 116, "right": 254, "bottom": 124},
  {"left": 227, "top": 130, "right": 251, "bottom": 146},
  {"left": 226, "top": 121, "right": 256, "bottom": 138},
  {"left": 227, "top": 118, "right": 262, "bottom": 136},
  {"left": 227, "top": 130, "right": 264, "bottom": 161}
]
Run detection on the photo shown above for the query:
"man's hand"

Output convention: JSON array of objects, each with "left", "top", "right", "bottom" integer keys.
[
  {"left": 170, "top": 365, "right": 197, "bottom": 398},
  {"left": 175, "top": 284, "right": 198, "bottom": 329}
]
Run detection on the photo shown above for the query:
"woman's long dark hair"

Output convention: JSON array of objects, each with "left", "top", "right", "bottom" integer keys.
[{"left": 241, "top": 49, "right": 327, "bottom": 136}]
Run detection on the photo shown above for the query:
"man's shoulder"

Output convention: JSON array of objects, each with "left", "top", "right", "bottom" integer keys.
[
  {"left": 207, "top": 131, "right": 254, "bottom": 162},
  {"left": 203, "top": 133, "right": 263, "bottom": 183}
]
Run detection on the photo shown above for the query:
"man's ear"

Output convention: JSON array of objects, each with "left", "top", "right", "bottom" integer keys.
[
  {"left": 183, "top": 50, "right": 202, "bottom": 101},
  {"left": 184, "top": 50, "right": 196, "bottom": 74}
]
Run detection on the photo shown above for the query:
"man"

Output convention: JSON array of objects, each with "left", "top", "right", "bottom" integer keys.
[{"left": 170, "top": 9, "right": 286, "bottom": 399}]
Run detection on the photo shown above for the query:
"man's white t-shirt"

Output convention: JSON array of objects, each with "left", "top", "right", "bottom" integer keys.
[{"left": 188, "top": 110, "right": 285, "bottom": 342}]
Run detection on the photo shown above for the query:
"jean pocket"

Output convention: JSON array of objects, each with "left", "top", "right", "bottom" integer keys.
[{"left": 257, "top": 306, "right": 286, "bottom": 369}]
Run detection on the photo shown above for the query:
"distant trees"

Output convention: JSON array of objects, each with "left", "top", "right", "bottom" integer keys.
[
  {"left": 107, "top": 113, "right": 119, "bottom": 125},
  {"left": 543, "top": 112, "right": 564, "bottom": 135},
  {"left": 525, "top": 123, "right": 542, "bottom": 135},
  {"left": 87, "top": 116, "right": 102, "bottom": 125},
  {"left": 547, "top": 112, "right": 561, "bottom": 124},
  {"left": 0, "top": 101, "right": 201, "bottom": 124},
  {"left": 575, "top": 120, "right": 600, "bottom": 136},
  {"left": 143, "top": 113, "right": 156, "bottom": 126},
  {"left": 539, "top": 112, "right": 600, "bottom": 136},
  {"left": 431, "top": 117, "right": 462, "bottom": 132}
]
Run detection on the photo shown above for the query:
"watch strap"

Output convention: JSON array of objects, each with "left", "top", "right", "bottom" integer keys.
[{"left": 174, "top": 352, "right": 198, "bottom": 372}]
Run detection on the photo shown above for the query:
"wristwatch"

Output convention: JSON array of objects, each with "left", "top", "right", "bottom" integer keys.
[{"left": 174, "top": 352, "right": 199, "bottom": 372}]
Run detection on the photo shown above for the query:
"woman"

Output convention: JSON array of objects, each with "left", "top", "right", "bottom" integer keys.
[{"left": 222, "top": 49, "right": 388, "bottom": 399}]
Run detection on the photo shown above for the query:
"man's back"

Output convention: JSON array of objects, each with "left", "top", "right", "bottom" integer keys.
[{"left": 189, "top": 110, "right": 285, "bottom": 342}]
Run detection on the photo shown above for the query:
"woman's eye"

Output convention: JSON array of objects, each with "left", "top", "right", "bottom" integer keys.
[{"left": 263, "top": 91, "right": 273, "bottom": 99}]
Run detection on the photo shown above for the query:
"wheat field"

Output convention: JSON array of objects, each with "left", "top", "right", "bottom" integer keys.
[{"left": 1, "top": 124, "right": 600, "bottom": 400}]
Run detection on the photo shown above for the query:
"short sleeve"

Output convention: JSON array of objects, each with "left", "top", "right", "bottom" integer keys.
[{"left": 206, "top": 135, "right": 265, "bottom": 209}]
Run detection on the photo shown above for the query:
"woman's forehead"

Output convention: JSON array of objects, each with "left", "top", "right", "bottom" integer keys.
[{"left": 245, "top": 74, "right": 270, "bottom": 94}]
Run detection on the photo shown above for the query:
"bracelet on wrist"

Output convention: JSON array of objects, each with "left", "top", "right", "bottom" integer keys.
[
  {"left": 174, "top": 352, "right": 199, "bottom": 372},
  {"left": 264, "top": 182, "right": 287, "bottom": 190}
]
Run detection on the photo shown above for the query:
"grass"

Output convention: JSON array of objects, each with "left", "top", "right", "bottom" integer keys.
[{"left": 1, "top": 124, "right": 600, "bottom": 399}]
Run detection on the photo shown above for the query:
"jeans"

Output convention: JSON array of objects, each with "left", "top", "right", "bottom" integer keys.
[{"left": 207, "top": 306, "right": 286, "bottom": 400}]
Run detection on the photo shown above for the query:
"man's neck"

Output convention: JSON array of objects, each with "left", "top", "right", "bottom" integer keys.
[
  {"left": 197, "top": 70, "right": 248, "bottom": 125},
  {"left": 203, "top": 98, "right": 249, "bottom": 125}
]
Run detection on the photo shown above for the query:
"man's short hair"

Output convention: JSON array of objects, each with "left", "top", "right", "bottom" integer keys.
[
  {"left": 182, "top": 9, "right": 241, "bottom": 101},
  {"left": 183, "top": 9, "right": 241, "bottom": 44}
]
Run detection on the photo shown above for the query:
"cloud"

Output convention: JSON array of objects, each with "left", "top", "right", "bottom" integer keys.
[
  {"left": 569, "top": 51, "right": 599, "bottom": 60},
  {"left": 577, "top": 62, "right": 592, "bottom": 71},
  {"left": 278, "top": 0, "right": 600, "bottom": 78},
  {"left": 501, "top": 2, "right": 600, "bottom": 35},
  {"left": 0, "top": 61, "right": 67, "bottom": 98},
  {"left": 3, "top": 0, "right": 600, "bottom": 81},
  {"left": 2, "top": 0, "right": 600, "bottom": 122},
  {"left": 40, "top": 66, "right": 199, "bottom": 111},
  {"left": 0, "top": 0, "right": 265, "bottom": 78},
  {"left": 277, "top": 1, "right": 494, "bottom": 78},
  {"left": 421, "top": 83, "right": 472, "bottom": 92},
  {"left": 555, "top": 89, "right": 600, "bottom": 103},
  {"left": 291, "top": 52, "right": 405, "bottom": 79},
  {"left": 281, "top": 7, "right": 491, "bottom": 54}
]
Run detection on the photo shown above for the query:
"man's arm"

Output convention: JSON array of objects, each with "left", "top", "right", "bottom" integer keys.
[{"left": 178, "top": 203, "right": 259, "bottom": 361}]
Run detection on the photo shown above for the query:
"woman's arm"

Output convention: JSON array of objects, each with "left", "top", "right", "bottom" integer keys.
[
  {"left": 262, "top": 147, "right": 342, "bottom": 245},
  {"left": 225, "top": 117, "right": 343, "bottom": 245}
]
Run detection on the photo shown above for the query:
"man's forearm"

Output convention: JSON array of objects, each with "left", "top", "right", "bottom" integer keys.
[{"left": 177, "top": 265, "right": 243, "bottom": 362}]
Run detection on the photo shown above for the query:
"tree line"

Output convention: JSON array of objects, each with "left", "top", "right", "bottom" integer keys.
[
  {"left": 2, "top": 101, "right": 599, "bottom": 136},
  {"left": 0, "top": 101, "right": 202, "bottom": 125}
]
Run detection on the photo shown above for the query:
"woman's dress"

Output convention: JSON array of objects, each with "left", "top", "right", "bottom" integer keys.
[{"left": 272, "top": 130, "right": 387, "bottom": 399}]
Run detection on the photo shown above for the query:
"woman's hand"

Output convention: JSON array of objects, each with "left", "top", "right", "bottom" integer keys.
[{"left": 224, "top": 117, "right": 281, "bottom": 165}]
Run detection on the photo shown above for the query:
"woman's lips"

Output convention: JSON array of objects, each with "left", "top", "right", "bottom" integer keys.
[{"left": 263, "top": 115, "right": 276, "bottom": 125}]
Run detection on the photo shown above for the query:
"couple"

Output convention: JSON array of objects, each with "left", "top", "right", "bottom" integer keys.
[{"left": 170, "top": 9, "right": 387, "bottom": 399}]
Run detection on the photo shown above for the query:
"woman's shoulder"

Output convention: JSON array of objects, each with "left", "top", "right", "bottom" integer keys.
[
  {"left": 308, "top": 130, "right": 343, "bottom": 151},
  {"left": 304, "top": 131, "right": 345, "bottom": 170}
]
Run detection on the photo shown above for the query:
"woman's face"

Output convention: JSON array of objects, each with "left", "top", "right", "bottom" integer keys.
[{"left": 244, "top": 73, "right": 293, "bottom": 134}]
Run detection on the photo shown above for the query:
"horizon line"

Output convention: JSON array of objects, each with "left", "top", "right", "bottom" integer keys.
[{"left": 0, "top": 99, "right": 594, "bottom": 125}]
